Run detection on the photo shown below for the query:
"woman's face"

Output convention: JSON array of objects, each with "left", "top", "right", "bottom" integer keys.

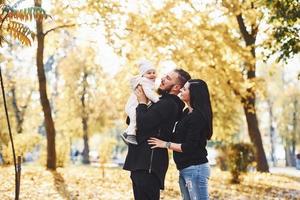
[{"left": 179, "top": 82, "right": 190, "bottom": 103}]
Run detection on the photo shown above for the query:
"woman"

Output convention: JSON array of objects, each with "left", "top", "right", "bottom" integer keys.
[{"left": 148, "top": 79, "right": 213, "bottom": 200}]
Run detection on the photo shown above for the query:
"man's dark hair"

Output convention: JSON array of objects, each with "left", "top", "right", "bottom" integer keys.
[{"left": 174, "top": 69, "right": 191, "bottom": 87}]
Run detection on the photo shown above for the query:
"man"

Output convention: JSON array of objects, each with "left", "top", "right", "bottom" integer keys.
[{"left": 123, "top": 69, "right": 191, "bottom": 200}]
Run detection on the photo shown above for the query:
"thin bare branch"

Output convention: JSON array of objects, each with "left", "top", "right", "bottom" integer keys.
[
  {"left": 44, "top": 24, "right": 76, "bottom": 36},
  {"left": 44, "top": 21, "right": 101, "bottom": 36}
]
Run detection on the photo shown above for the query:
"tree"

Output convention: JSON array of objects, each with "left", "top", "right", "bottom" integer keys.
[
  {"left": 0, "top": 59, "right": 41, "bottom": 165},
  {"left": 89, "top": 0, "right": 271, "bottom": 171},
  {"left": 0, "top": 1, "right": 48, "bottom": 198},
  {"left": 3, "top": 50, "right": 34, "bottom": 134},
  {"left": 10, "top": 83, "right": 32, "bottom": 134},
  {"left": 221, "top": 0, "right": 269, "bottom": 172},
  {"left": 258, "top": 61, "right": 285, "bottom": 167},
  {"left": 34, "top": 0, "right": 57, "bottom": 170},
  {"left": 275, "top": 85, "right": 300, "bottom": 166},
  {"left": 57, "top": 45, "right": 115, "bottom": 164},
  {"left": 88, "top": 0, "right": 244, "bottom": 144},
  {"left": 264, "top": 0, "right": 300, "bottom": 62},
  {"left": 33, "top": 0, "right": 80, "bottom": 170},
  {"left": 221, "top": 0, "right": 299, "bottom": 170},
  {"left": 99, "top": 137, "right": 117, "bottom": 178},
  {"left": 0, "top": 0, "right": 48, "bottom": 46},
  {"left": 0, "top": 52, "right": 37, "bottom": 165}
]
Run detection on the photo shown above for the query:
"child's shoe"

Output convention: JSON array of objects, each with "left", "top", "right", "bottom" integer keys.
[{"left": 120, "top": 132, "right": 138, "bottom": 145}]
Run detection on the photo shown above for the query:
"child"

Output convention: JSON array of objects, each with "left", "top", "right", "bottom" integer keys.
[{"left": 121, "top": 60, "right": 159, "bottom": 145}]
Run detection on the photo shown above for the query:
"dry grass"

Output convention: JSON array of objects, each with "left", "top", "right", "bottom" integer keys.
[{"left": 0, "top": 163, "right": 299, "bottom": 200}]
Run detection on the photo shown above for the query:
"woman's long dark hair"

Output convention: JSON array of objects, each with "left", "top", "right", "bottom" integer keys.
[{"left": 189, "top": 79, "right": 213, "bottom": 140}]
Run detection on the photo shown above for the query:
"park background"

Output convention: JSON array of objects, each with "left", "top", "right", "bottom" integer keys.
[{"left": 0, "top": 0, "right": 300, "bottom": 199}]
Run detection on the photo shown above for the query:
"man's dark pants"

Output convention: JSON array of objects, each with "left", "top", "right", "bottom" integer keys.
[{"left": 130, "top": 170, "right": 161, "bottom": 200}]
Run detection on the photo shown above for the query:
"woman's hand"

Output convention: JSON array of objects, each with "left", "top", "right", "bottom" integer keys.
[
  {"left": 135, "top": 85, "right": 148, "bottom": 104},
  {"left": 148, "top": 137, "right": 167, "bottom": 149}
]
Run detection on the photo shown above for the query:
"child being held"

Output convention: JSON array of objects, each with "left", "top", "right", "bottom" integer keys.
[{"left": 121, "top": 60, "right": 159, "bottom": 145}]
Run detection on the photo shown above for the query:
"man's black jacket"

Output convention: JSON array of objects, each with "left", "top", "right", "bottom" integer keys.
[{"left": 123, "top": 93, "right": 184, "bottom": 189}]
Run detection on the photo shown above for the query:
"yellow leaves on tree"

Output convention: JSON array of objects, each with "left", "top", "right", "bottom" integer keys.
[
  {"left": 0, "top": 3, "right": 48, "bottom": 46},
  {"left": 1, "top": 133, "right": 41, "bottom": 165},
  {"left": 56, "top": 45, "right": 115, "bottom": 138},
  {"left": 275, "top": 85, "right": 300, "bottom": 145},
  {"left": 90, "top": 0, "right": 273, "bottom": 148}
]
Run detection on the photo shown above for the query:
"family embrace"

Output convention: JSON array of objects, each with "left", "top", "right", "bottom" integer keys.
[{"left": 121, "top": 61, "right": 213, "bottom": 200}]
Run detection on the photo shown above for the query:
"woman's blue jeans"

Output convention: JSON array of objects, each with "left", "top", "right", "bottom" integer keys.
[{"left": 178, "top": 163, "right": 210, "bottom": 200}]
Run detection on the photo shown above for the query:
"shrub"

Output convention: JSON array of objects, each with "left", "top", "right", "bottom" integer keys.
[
  {"left": 98, "top": 137, "right": 117, "bottom": 178},
  {"left": 216, "top": 145, "right": 229, "bottom": 171},
  {"left": 216, "top": 143, "right": 255, "bottom": 183},
  {"left": 1, "top": 133, "right": 41, "bottom": 165}
]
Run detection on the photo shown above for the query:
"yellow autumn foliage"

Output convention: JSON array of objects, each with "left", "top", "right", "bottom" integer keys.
[{"left": 1, "top": 132, "right": 41, "bottom": 165}]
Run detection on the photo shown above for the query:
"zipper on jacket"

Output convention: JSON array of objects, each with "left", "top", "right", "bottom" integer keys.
[
  {"left": 149, "top": 129, "right": 161, "bottom": 173},
  {"left": 149, "top": 149, "right": 154, "bottom": 173}
]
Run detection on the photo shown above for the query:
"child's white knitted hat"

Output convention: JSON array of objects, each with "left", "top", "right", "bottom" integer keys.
[{"left": 138, "top": 60, "right": 155, "bottom": 76}]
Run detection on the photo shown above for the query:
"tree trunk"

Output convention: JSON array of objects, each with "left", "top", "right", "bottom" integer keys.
[
  {"left": 236, "top": 13, "right": 269, "bottom": 172},
  {"left": 11, "top": 86, "right": 23, "bottom": 133},
  {"left": 283, "top": 99, "right": 297, "bottom": 167},
  {"left": 11, "top": 85, "right": 32, "bottom": 134},
  {"left": 82, "top": 123, "right": 90, "bottom": 164},
  {"left": 290, "top": 99, "right": 298, "bottom": 167},
  {"left": 291, "top": 143, "right": 296, "bottom": 167},
  {"left": 81, "top": 72, "right": 90, "bottom": 164},
  {"left": 285, "top": 145, "right": 295, "bottom": 167},
  {"left": 35, "top": 0, "right": 56, "bottom": 170},
  {"left": 244, "top": 105, "right": 269, "bottom": 171},
  {"left": 268, "top": 100, "right": 277, "bottom": 166},
  {"left": 242, "top": 63, "right": 269, "bottom": 172}
]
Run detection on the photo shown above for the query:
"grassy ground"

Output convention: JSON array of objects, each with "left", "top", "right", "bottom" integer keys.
[{"left": 0, "top": 163, "right": 299, "bottom": 200}]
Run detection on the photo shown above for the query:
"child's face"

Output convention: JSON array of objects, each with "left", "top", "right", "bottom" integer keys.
[{"left": 143, "top": 69, "right": 156, "bottom": 81}]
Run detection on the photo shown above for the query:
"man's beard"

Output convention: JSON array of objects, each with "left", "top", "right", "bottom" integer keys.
[
  {"left": 157, "top": 84, "right": 174, "bottom": 95},
  {"left": 157, "top": 88, "right": 167, "bottom": 95}
]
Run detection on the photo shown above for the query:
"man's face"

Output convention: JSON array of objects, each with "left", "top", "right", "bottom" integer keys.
[{"left": 159, "top": 71, "right": 180, "bottom": 94}]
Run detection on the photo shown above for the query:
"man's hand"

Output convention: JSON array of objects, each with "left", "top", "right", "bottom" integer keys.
[{"left": 135, "top": 85, "right": 148, "bottom": 104}]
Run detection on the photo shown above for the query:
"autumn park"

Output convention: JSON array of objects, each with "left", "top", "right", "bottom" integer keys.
[{"left": 0, "top": 0, "right": 300, "bottom": 199}]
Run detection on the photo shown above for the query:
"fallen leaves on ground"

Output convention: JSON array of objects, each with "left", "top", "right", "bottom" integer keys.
[{"left": 0, "top": 163, "right": 299, "bottom": 200}]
